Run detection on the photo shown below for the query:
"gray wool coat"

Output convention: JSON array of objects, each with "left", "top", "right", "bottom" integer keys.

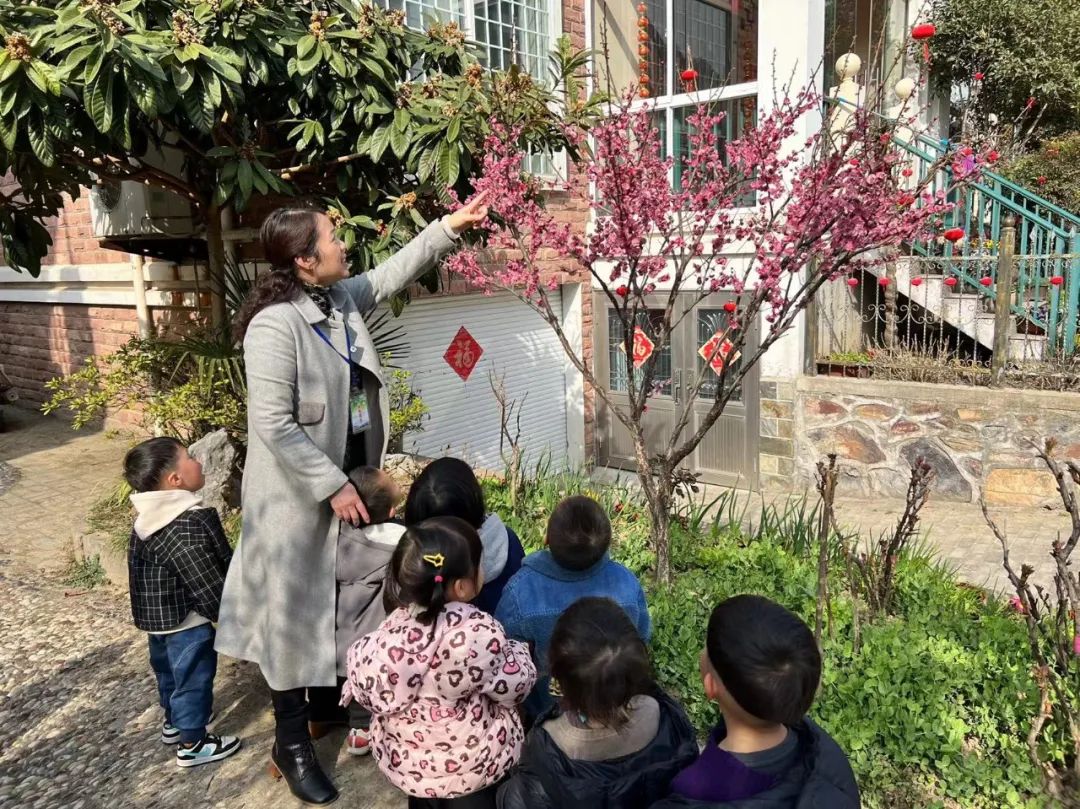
[{"left": 215, "top": 220, "right": 457, "bottom": 690}]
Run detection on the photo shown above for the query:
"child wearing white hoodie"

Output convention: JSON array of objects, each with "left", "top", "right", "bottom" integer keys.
[{"left": 124, "top": 436, "right": 241, "bottom": 768}]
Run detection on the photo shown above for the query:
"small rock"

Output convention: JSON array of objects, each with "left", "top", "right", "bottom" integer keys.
[{"left": 189, "top": 430, "right": 238, "bottom": 516}]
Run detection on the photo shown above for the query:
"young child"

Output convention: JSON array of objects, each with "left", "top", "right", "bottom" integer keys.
[
  {"left": 342, "top": 516, "right": 537, "bottom": 808},
  {"left": 405, "top": 457, "right": 525, "bottom": 614},
  {"left": 335, "top": 465, "right": 406, "bottom": 757},
  {"left": 652, "top": 595, "right": 860, "bottom": 808},
  {"left": 124, "top": 436, "right": 241, "bottom": 767},
  {"left": 494, "top": 495, "right": 651, "bottom": 721},
  {"left": 497, "top": 597, "right": 698, "bottom": 809}
]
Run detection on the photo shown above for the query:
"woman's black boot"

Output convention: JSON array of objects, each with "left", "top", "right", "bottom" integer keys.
[{"left": 270, "top": 740, "right": 339, "bottom": 805}]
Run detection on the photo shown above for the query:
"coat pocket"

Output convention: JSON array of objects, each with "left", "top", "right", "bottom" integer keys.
[{"left": 297, "top": 401, "right": 325, "bottom": 425}]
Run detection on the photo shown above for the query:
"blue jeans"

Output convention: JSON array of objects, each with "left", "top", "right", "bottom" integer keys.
[{"left": 148, "top": 622, "right": 217, "bottom": 744}]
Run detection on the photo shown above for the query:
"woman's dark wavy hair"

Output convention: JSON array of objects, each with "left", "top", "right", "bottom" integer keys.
[
  {"left": 233, "top": 206, "right": 322, "bottom": 342},
  {"left": 383, "top": 516, "right": 483, "bottom": 626}
]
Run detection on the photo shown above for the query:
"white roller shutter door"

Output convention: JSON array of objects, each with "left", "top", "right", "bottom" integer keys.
[{"left": 387, "top": 291, "right": 569, "bottom": 471}]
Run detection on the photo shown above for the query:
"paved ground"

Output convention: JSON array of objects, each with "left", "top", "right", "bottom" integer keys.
[
  {"left": 0, "top": 409, "right": 404, "bottom": 809},
  {"left": 0, "top": 408, "right": 1069, "bottom": 807}
]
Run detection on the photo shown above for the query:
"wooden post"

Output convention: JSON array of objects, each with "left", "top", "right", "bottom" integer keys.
[{"left": 991, "top": 215, "right": 1017, "bottom": 386}]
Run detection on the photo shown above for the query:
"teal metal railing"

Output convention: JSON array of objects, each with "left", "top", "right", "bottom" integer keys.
[{"left": 893, "top": 131, "right": 1080, "bottom": 356}]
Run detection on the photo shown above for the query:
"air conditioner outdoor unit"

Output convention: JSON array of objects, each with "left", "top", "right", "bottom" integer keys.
[
  {"left": 88, "top": 143, "right": 196, "bottom": 240},
  {"left": 89, "top": 179, "right": 196, "bottom": 240}
]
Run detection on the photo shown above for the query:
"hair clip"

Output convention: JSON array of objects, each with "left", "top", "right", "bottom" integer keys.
[
  {"left": 422, "top": 553, "right": 445, "bottom": 569},
  {"left": 434, "top": 575, "right": 444, "bottom": 583},
  {"left": 548, "top": 678, "right": 563, "bottom": 697}
]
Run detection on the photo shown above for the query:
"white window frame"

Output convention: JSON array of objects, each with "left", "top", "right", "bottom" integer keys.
[{"left": 380, "top": 0, "right": 568, "bottom": 181}]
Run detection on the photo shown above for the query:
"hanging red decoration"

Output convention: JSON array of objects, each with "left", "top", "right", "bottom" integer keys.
[
  {"left": 638, "top": 44, "right": 649, "bottom": 57},
  {"left": 973, "top": 71, "right": 984, "bottom": 81},
  {"left": 1050, "top": 275, "right": 1065, "bottom": 286},
  {"left": 944, "top": 277, "right": 958, "bottom": 288},
  {"left": 681, "top": 68, "right": 698, "bottom": 83},
  {"left": 911, "top": 22, "right": 936, "bottom": 63},
  {"left": 698, "top": 331, "right": 740, "bottom": 375},
  {"left": 638, "top": 30, "right": 649, "bottom": 42},
  {"left": 979, "top": 277, "right": 992, "bottom": 287},
  {"left": 637, "top": 15, "right": 648, "bottom": 27},
  {"left": 638, "top": 86, "right": 650, "bottom": 98},
  {"left": 443, "top": 326, "right": 484, "bottom": 382},
  {"left": 911, "top": 277, "right": 924, "bottom": 287},
  {"left": 1026, "top": 96, "right": 1036, "bottom": 109},
  {"left": 987, "top": 150, "right": 999, "bottom": 164},
  {"left": 943, "top": 227, "right": 965, "bottom": 242},
  {"left": 901, "top": 168, "right": 913, "bottom": 178},
  {"left": 1038, "top": 176, "right": 1047, "bottom": 186},
  {"left": 846, "top": 277, "right": 859, "bottom": 288},
  {"left": 616, "top": 285, "right": 628, "bottom": 297},
  {"left": 636, "top": 2, "right": 647, "bottom": 12},
  {"left": 878, "top": 277, "right": 890, "bottom": 287},
  {"left": 723, "top": 301, "right": 737, "bottom": 313}
]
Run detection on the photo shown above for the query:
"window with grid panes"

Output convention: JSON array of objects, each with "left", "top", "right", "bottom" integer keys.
[
  {"left": 593, "top": 0, "right": 758, "bottom": 201},
  {"left": 379, "top": 0, "right": 560, "bottom": 176}
]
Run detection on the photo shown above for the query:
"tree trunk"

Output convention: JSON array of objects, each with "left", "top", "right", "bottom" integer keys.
[{"left": 205, "top": 201, "right": 228, "bottom": 330}]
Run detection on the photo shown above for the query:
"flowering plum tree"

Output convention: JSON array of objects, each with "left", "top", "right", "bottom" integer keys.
[{"left": 448, "top": 78, "right": 983, "bottom": 582}]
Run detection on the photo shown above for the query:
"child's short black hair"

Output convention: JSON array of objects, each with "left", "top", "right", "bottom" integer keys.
[
  {"left": 404, "top": 457, "right": 485, "bottom": 529},
  {"left": 383, "top": 516, "right": 483, "bottom": 625},
  {"left": 546, "top": 495, "right": 611, "bottom": 571},
  {"left": 549, "top": 597, "right": 653, "bottom": 729},
  {"left": 706, "top": 595, "right": 821, "bottom": 726},
  {"left": 347, "top": 466, "right": 398, "bottom": 524},
  {"left": 123, "top": 437, "right": 184, "bottom": 493}
]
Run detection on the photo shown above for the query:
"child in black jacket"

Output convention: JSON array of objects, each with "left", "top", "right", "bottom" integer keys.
[
  {"left": 125, "top": 437, "right": 240, "bottom": 768},
  {"left": 497, "top": 597, "right": 698, "bottom": 809}
]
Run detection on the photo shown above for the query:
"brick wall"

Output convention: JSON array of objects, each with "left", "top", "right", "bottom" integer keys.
[{"left": 0, "top": 302, "right": 143, "bottom": 427}]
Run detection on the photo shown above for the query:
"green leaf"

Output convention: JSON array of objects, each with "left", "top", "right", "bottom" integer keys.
[
  {"left": 204, "top": 53, "right": 243, "bottom": 85},
  {"left": 447, "top": 116, "right": 461, "bottom": 144},
  {"left": 0, "top": 115, "right": 16, "bottom": 151},
  {"left": 127, "top": 68, "right": 158, "bottom": 117},
  {"left": 418, "top": 145, "right": 437, "bottom": 182},
  {"left": 27, "top": 113, "right": 55, "bottom": 166},
  {"left": 369, "top": 125, "right": 391, "bottom": 162},
  {"left": 409, "top": 208, "right": 428, "bottom": 230},
  {"left": 60, "top": 44, "right": 96, "bottom": 77},
  {"left": 297, "top": 34, "right": 317, "bottom": 60},
  {"left": 296, "top": 48, "right": 321, "bottom": 76},
  {"left": 393, "top": 107, "right": 410, "bottom": 132},
  {"left": 389, "top": 124, "right": 409, "bottom": 159},
  {"left": 83, "top": 45, "right": 104, "bottom": 84},
  {"left": 84, "top": 73, "right": 114, "bottom": 132},
  {"left": 437, "top": 140, "right": 460, "bottom": 188},
  {"left": 206, "top": 145, "right": 234, "bottom": 159},
  {"left": 237, "top": 159, "right": 253, "bottom": 199},
  {"left": 180, "top": 87, "right": 213, "bottom": 132},
  {"left": 329, "top": 50, "right": 348, "bottom": 77},
  {"left": 172, "top": 63, "right": 195, "bottom": 94},
  {"left": 0, "top": 58, "right": 19, "bottom": 84},
  {"left": 204, "top": 69, "right": 222, "bottom": 108},
  {"left": 253, "top": 161, "right": 280, "bottom": 191}
]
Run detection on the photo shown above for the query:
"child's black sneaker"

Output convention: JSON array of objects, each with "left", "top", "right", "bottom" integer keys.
[
  {"left": 161, "top": 711, "right": 216, "bottom": 745},
  {"left": 176, "top": 733, "right": 241, "bottom": 767}
]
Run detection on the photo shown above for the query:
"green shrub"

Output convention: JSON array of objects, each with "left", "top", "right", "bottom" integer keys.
[
  {"left": 1003, "top": 134, "right": 1080, "bottom": 216},
  {"left": 487, "top": 473, "right": 1052, "bottom": 808}
]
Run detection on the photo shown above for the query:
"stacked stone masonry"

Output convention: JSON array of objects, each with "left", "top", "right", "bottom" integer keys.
[
  {"left": 759, "top": 378, "right": 796, "bottom": 488},
  {"left": 793, "top": 376, "right": 1080, "bottom": 507}
]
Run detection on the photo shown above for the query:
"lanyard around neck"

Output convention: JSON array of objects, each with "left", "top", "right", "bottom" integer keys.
[{"left": 311, "top": 324, "right": 355, "bottom": 366}]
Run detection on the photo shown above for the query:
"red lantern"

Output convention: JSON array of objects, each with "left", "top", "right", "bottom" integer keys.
[
  {"left": 636, "top": 2, "right": 647, "bottom": 12},
  {"left": 901, "top": 168, "right": 913, "bottom": 178},
  {"left": 878, "top": 277, "right": 890, "bottom": 287},
  {"left": 911, "top": 22, "right": 936, "bottom": 39},
  {"left": 637, "top": 16, "right": 648, "bottom": 27},
  {"left": 616, "top": 285, "right": 628, "bottom": 297},
  {"left": 943, "top": 227, "right": 964, "bottom": 243},
  {"left": 1026, "top": 96, "right": 1036, "bottom": 109},
  {"left": 638, "top": 87, "right": 650, "bottom": 98},
  {"left": 638, "top": 30, "right": 648, "bottom": 42},
  {"left": 723, "top": 301, "right": 737, "bottom": 313},
  {"left": 979, "top": 277, "right": 992, "bottom": 287},
  {"left": 911, "top": 277, "right": 923, "bottom": 287},
  {"left": 680, "top": 68, "right": 698, "bottom": 83},
  {"left": 1038, "top": 176, "right": 1047, "bottom": 186},
  {"left": 638, "top": 45, "right": 650, "bottom": 57},
  {"left": 944, "top": 277, "right": 958, "bottom": 288},
  {"left": 987, "top": 150, "right": 999, "bottom": 163},
  {"left": 973, "top": 71, "right": 984, "bottom": 81},
  {"left": 846, "top": 277, "right": 859, "bottom": 288},
  {"left": 1050, "top": 275, "right": 1065, "bottom": 286}
]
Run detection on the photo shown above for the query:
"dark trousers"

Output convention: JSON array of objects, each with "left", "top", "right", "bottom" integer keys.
[
  {"left": 270, "top": 680, "right": 348, "bottom": 745},
  {"left": 148, "top": 622, "right": 217, "bottom": 744},
  {"left": 408, "top": 783, "right": 499, "bottom": 809}
]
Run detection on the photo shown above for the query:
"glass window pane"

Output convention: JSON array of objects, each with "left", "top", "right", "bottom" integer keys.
[
  {"left": 473, "top": 0, "right": 549, "bottom": 83},
  {"left": 696, "top": 307, "right": 742, "bottom": 400},
  {"left": 607, "top": 308, "right": 673, "bottom": 395}
]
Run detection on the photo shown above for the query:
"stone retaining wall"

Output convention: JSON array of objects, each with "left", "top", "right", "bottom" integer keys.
[{"left": 793, "top": 376, "right": 1080, "bottom": 506}]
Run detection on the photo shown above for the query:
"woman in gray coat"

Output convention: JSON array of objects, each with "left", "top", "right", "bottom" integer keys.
[{"left": 216, "top": 197, "right": 487, "bottom": 805}]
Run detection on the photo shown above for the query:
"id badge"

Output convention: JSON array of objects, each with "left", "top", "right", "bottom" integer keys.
[{"left": 349, "top": 387, "right": 371, "bottom": 434}]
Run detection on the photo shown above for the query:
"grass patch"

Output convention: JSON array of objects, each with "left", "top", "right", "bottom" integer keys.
[{"left": 63, "top": 554, "right": 108, "bottom": 589}]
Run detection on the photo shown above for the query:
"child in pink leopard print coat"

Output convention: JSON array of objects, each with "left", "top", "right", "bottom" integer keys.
[{"left": 342, "top": 516, "right": 537, "bottom": 809}]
